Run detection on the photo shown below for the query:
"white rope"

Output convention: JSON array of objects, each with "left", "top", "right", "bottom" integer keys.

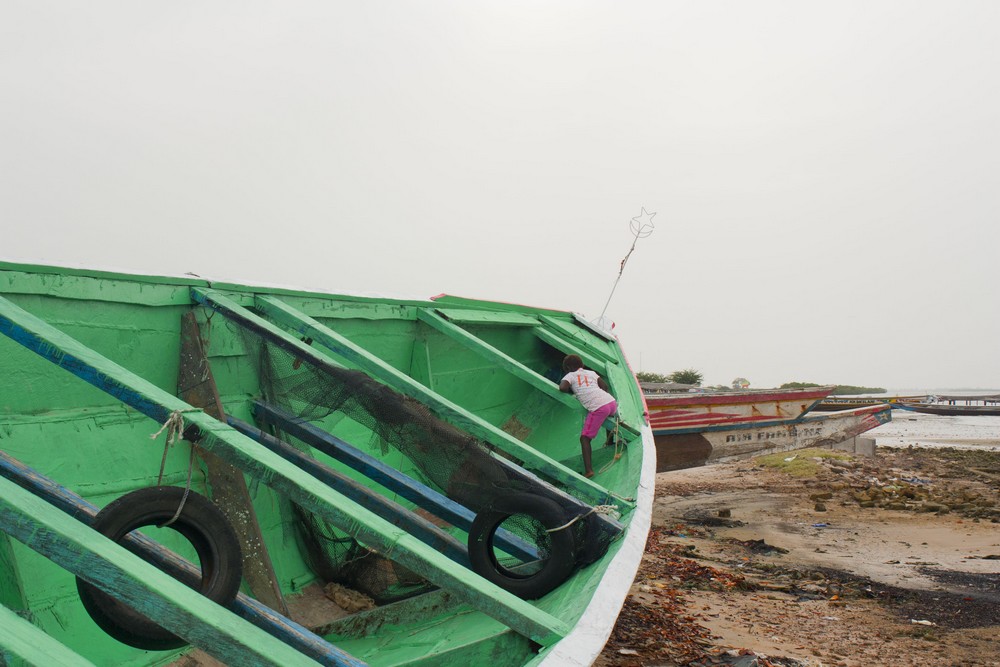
[
  {"left": 150, "top": 410, "right": 195, "bottom": 527},
  {"left": 547, "top": 504, "right": 620, "bottom": 533},
  {"left": 153, "top": 410, "right": 186, "bottom": 484}
]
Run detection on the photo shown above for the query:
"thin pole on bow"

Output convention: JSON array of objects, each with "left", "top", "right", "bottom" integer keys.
[{"left": 598, "top": 207, "right": 656, "bottom": 321}]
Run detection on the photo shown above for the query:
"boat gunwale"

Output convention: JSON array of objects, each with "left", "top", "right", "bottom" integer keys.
[{"left": 0, "top": 260, "right": 583, "bottom": 320}]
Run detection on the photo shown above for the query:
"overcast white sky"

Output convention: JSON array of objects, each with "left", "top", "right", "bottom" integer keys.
[{"left": 2, "top": 2, "right": 997, "bottom": 390}]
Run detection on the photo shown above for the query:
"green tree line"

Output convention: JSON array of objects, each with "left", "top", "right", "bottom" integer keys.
[
  {"left": 780, "top": 382, "right": 886, "bottom": 395},
  {"left": 635, "top": 369, "right": 704, "bottom": 386},
  {"left": 634, "top": 371, "right": 887, "bottom": 395}
]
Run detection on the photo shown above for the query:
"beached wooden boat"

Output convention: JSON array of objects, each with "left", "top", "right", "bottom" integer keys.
[
  {"left": 894, "top": 402, "right": 1000, "bottom": 417},
  {"left": 644, "top": 386, "right": 834, "bottom": 433},
  {"left": 654, "top": 404, "right": 892, "bottom": 472},
  {"left": 0, "top": 261, "right": 653, "bottom": 667},
  {"left": 811, "top": 395, "right": 922, "bottom": 412}
]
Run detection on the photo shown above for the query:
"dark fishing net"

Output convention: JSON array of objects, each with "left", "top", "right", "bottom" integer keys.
[
  {"left": 488, "top": 513, "right": 555, "bottom": 577},
  {"left": 223, "top": 312, "right": 619, "bottom": 603}
]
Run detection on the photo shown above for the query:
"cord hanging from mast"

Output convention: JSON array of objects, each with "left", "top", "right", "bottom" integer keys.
[{"left": 598, "top": 207, "right": 656, "bottom": 321}]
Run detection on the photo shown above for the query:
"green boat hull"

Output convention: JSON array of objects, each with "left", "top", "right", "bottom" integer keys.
[{"left": 0, "top": 262, "right": 653, "bottom": 667}]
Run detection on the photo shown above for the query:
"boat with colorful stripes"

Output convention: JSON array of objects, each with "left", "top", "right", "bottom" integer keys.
[
  {"left": 653, "top": 403, "right": 892, "bottom": 472},
  {"left": 644, "top": 386, "right": 834, "bottom": 434}
]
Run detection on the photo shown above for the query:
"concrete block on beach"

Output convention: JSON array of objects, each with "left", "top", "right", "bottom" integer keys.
[{"left": 833, "top": 436, "right": 877, "bottom": 457}]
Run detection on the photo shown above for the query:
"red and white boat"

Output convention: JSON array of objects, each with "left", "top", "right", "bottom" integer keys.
[
  {"left": 643, "top": 385, "right": 835, "bottom": 435},
  {"left": 653, "top": 403, "right": 892, "bottom": 472}
]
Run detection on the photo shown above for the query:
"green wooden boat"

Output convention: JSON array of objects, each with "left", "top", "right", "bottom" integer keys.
[{"left": 0, "top": 261, "right": 653, "bottom": 667}]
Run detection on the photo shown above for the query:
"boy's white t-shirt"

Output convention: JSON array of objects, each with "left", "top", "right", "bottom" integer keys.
[{"left": 562, "top": 369, "right": 615, "bottom": 412}]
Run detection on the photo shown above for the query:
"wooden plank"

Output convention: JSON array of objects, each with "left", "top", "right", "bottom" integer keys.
[
  {"left": 247, "top": 292, "right": 617, "bottom": 509},
  {"left": 0, "top": 294, "right": 569, "bottom": 645},
  {"left": 226, "top": 416, "right": 471, "bottom": 566},
  {"left": 570, "top": 313, "right": 617, "bottom": 342},
  {"left": 178, "top": 312, "right": 289, "bottom": 616},
  {"left": 250, "top": 401, "right": 538, "bottom": 562},
  {"left": 0, "top": 449, "right": 366, "bottom": 667},
  {"left": 0, "top": 603, "right": 98, "bottom": 667},
  {"left": 538, "top": 315, "right": 619, "bottom": 366},
  {"left": 430, "top": 308, "right": 539, "bottom": 326},
  {"left": 0, "top": 476, "right": 328, "bottom": 667},
  {"left": 532, "top": 326, "right": 608, "bottom": 377},
  {"left": 417, "top": 308, "right": 578, "bottom": 410}
]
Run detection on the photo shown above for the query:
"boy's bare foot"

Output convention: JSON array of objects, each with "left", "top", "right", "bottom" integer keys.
[{"left": 584, "top": 471, "right": 595, "bottom": 479}]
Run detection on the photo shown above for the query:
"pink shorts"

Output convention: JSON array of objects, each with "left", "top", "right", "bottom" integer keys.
[{"left": 582, "top": 400, "right": 617, "bottom": 439}]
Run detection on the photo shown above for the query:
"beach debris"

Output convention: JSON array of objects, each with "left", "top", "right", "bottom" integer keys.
[
  {"left": 900, "top": 476, "right": 929, "bottom": 484},
  {"left": 683, "top": 510, "right": 745, "bottom": 527},
  {"left": 602, "top": 527, "right": 751, "bottom": 665},
  {"left": 704, "top": 650, "right": 810, "bottom": 667},
  {"left": 602, "top": 446, "right": 1000, "bottom": 666},
  {"left": 751, "top": 446, "right": 1000, "bottom": 522},
  {"left": 730, "top": 538, "right": 789, "bottom": 555},
  {"left": 322, "top": 582, "right": 375, "bottom": 613}
]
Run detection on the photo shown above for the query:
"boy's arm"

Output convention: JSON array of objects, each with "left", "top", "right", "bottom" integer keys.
[{"left": 559, "top": 379, "right": 573, "bottom": 394}]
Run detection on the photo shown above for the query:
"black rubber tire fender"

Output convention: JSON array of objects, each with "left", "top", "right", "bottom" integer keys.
[
  {"left": 76, "top": 486, "right": 243, "bottom": 650},
  {"left": 467, "top": 493, "right": 577, "bottom": 600}
]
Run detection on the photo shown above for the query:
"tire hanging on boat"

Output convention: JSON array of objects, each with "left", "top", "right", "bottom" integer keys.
[
  {"left": 467, "top": 492, "right": 577, "bottom": 600},
  {"left": 76, "top": 486, "right": 244, "bottom": 650}
]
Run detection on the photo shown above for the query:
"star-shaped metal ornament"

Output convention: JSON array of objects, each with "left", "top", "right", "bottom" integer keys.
[{"left": 629, "top": 207, "right": 656, "bottom": 237}]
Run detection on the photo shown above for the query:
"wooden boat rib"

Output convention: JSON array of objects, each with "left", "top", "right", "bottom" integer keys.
[{"left": 0, "top": 261, "right": 654, "bottom": 667}]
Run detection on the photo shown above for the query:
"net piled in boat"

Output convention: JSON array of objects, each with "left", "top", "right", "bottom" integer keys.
[{"left": 227, "top": 314, "right": 617, "bottom": 602}]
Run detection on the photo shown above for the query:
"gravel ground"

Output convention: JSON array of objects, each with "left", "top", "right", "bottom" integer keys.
[{"left": 597, "top": 446, "right": 1000, "bottom": 667}]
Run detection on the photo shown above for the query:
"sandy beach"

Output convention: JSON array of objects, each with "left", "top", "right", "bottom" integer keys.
[{"left": 597, "top": 422, "right": 1000, "bottom": 667}]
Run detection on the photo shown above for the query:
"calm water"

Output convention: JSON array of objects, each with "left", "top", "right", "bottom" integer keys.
[{"left": 863, "top": 389, "right": 1000, "bottom": 450}]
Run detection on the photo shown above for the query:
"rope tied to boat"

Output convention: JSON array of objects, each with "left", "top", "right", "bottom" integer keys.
[
  {"left": 546, "top": 504, "right": 620, "bottom": 533},
  {"left": 598, "top": 414, "right": 625, "bottom": 475},
  {"left": 151, "top": 410, "right": 196, "bottom": 527}
]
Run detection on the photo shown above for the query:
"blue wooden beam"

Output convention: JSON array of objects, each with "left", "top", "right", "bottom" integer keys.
[
  {"left": 226, "top": 416, "right": 471, "bottom": 566},
  {"left": 0, "top": 475, "right": 330, "bottom": 667},
  {"left": 0, "top": 449, "right": 365, "bottom": 667},
  {"left": 249, "top": 401, "right": 538, "bottom": 562}
]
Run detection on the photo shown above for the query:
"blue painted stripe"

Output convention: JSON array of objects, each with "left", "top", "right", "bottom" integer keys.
[
  {"left": 0, "top": 450, "right": 365, "bottom": 667},
  {"left": 252, "top": 401, "right": 539, "bottom": 562}
]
